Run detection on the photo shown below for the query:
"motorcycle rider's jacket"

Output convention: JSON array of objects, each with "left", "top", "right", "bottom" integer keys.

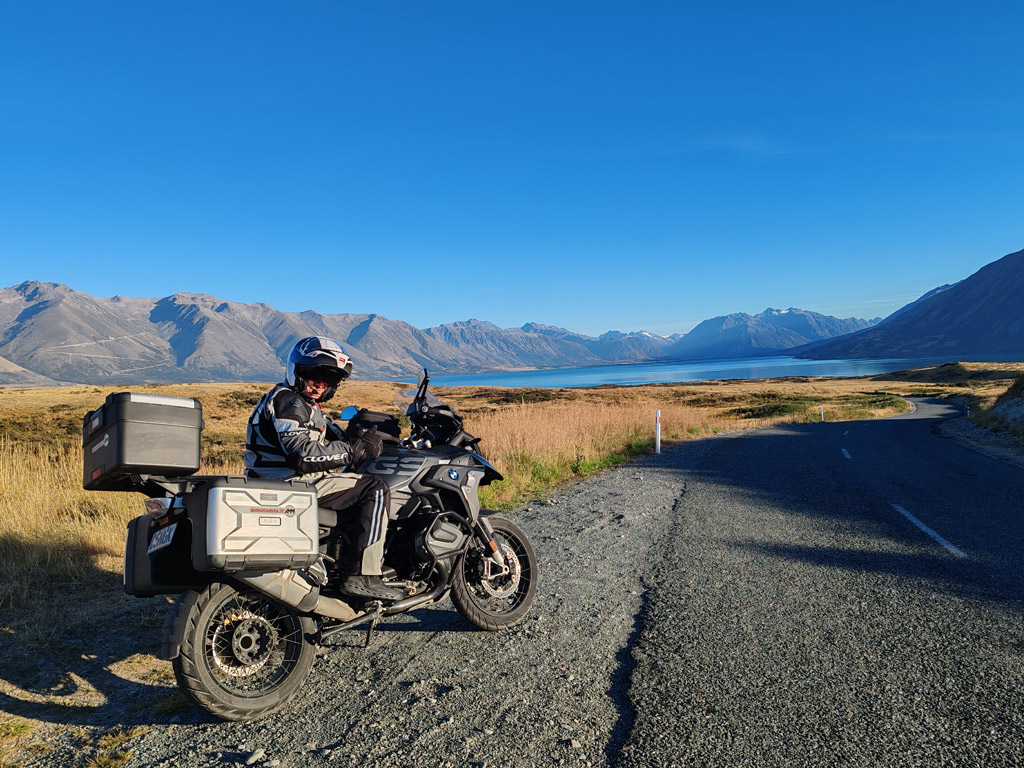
[{"left": 244, "top": 383, "right": 356, "bottom": 481}]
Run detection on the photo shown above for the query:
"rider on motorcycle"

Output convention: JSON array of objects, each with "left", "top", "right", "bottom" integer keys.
[{"left": 243, "top": 336, "right": 405, "bottom": 601}]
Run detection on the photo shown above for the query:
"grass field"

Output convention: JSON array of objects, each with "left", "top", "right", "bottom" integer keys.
[{"left": 1, "top": 361, "right": 1022, "bottom": 621}]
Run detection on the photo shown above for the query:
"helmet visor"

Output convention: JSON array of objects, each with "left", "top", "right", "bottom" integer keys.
[{"left": 298, "top": 365, "right": 346, "bottom": 386}]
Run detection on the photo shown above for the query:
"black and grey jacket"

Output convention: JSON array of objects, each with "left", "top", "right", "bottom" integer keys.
[{"left": 244, "top": 383, "right": 358, "bottom": 481}]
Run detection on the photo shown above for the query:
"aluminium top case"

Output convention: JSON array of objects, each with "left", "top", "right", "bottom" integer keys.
[{"left": 83, "top": 392, "right": 203, "bottom": 491}]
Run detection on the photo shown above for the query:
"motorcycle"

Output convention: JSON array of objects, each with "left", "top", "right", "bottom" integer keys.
[{"left": 96, "top": 370, "right": 537, "bottom": 721}]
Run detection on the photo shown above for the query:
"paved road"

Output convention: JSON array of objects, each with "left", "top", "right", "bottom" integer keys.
[
  {"left": 19, "top": 399, "right": 1024, "bottom": 767},
  {"left": 618, "top": 398, "right": 1024, "bottom": 767}
]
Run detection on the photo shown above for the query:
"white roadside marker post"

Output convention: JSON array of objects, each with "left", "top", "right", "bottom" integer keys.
[
  {"left": 655, "top": 410, "right": 661, "bottom": 454},
  {"left": 820, "top": 406, "right": 824, "bottom": 422}
]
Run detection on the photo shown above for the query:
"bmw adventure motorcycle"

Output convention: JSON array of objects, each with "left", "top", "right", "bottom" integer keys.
[{"left": 89, "top": 370, "right": 537, "bottom": 721}]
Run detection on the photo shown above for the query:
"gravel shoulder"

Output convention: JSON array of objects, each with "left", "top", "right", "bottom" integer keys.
[
  {"left": 3, "top": 446, "right": 699, "bottom": 768},
  {"left": 937, "top": 415, "right": 1024, "bottom": 470}
]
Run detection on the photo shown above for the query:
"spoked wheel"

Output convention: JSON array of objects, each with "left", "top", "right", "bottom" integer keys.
[
  {"left": 452, "top": 515, "right": 538, "bottom": 630},
  {"left": 172, "top": 582, "right": 316, "bottom": 721}
]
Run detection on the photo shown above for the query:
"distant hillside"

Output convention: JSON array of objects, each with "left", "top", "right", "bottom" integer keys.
[
  {"left": 0, "top": 353, "right": 62, "bottom": 387},
  {"left": 5, "top": 246, "right": 1017, "bottom": 386},
  {"left": 520, "top": 323, "right": 678, "bottom": 361},
  {"left": 799, "top": 248, "right": 1024, "bottom": 359},
  {"left": 663, "top": 308, "right": 876, "bottom": 360},
  {"left": 878, "top": 283, "right": 958, "bottom": 325},
  {"left": 423, "top": 320, "right": 599, "bottom": 370}
]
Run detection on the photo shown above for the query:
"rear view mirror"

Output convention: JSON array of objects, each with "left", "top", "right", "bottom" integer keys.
[{"left": 339, "top": 405, "right": 359, "bottom": 421}]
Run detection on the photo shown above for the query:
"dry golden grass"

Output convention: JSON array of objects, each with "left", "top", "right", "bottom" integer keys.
[
  {"left": 969, "top": 373, "right": 1024, "bottom": 440},
  {"left": 0, "top": 437, "right": 132, "bottom": 608},
  {"left": 467, "top": 397, "right": 734, "bottom": 506},
  {"left": 456, "top": 379, "right": 922, "bottom": 506},
  {"left": 1, "top": 362, "right": 1022, "bottom": 618}
]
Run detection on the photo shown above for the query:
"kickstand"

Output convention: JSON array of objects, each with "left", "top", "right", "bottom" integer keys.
[{"left": 364, "top": 602, "right": 383, "bottom": 648}]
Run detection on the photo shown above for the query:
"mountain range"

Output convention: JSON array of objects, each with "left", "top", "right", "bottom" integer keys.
[
  {"left": 0, "top": 283, "right": 869, "bottom": 387},
  {"left": 1, "top": 247, "right": 1021, "bottom": 386},
  {"left": 663, "top": 308, "right": 876, "bottom": 360}
]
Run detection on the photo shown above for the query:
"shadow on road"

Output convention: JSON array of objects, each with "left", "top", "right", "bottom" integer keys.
[
  {"left": 635, "top": 405, "right": 1024, "bottom": 611},
  {"left": 602, "top": 401, "right": 1024, "bottom": 767},
  {"left": 320, "top": 605, "right": 477, "bottom": 648},
  {"left": 734, "top": 541, "right": 1013, "bottom": 605},
  {"left": 0, "top": 559, "right": 192, "bottom": 728}
]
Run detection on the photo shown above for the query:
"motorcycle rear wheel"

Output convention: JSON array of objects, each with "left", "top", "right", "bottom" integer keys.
[
  {"left": 172, "top": 582, "right": 316, "bottom": 721},
  {"left": 451, "top": 515, "right": 538, "bottom": 631}
]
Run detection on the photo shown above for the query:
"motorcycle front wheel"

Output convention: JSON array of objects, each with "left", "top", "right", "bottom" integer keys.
[
  {"left": 451, "top": 515, "right": 538, "bottom": 631},
  {"left": 171, "top": 582, "right": 316, "bottom": 721}
]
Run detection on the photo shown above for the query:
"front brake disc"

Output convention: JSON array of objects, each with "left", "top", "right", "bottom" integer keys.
[{"left": 480, "top": 541, "right": 521, "bottom": 598}]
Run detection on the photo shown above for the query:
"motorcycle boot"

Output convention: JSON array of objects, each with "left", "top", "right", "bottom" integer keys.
[{"left": 340, "top": 574, "right": 405, "bottom": 601}]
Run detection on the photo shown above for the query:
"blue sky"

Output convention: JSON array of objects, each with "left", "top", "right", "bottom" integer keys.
[{"left": 1, "top": 2, "right": 1021, "bottom": 337}]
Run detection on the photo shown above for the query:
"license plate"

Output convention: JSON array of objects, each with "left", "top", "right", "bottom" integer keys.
[{"left": 147, "top": 522, "right": 178, "bottom": 554}]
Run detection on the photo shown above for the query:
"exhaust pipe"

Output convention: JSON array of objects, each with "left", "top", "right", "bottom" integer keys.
[
  {"left": 236, "top": 562, "right": 449, "bottom": 625},
  {"left": 315, "top": 595, "right": 358, "bottom": 621},
  {"left": 383, "top": 562, "right": 450, "bottom": 615},
  {"left": 233, "top": 570, "right": 360, "bottom": 621},
  {"left": 234, "top": 569, "right": 321, "bottom": 613}
]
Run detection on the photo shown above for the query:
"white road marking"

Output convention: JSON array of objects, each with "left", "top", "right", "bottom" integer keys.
[
  {"left": 890, "top": 503, "right": 967, "bottom": 558},
  {"left": 841, "top": 448, "right": 851, "bottom": 459}
]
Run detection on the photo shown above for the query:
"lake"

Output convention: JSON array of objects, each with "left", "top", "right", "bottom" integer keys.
[{"left": 429, "top": 355, "right": 971, "bottom": 389}]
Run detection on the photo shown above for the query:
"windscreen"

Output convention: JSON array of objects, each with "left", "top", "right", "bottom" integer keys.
[{"left": 393, "top": 388, "right": 448, "bottom": 415}]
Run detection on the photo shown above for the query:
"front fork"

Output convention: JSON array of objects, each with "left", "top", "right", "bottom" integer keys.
[{"left": 475, "top": 515, "right": 509, "bottom": 575}]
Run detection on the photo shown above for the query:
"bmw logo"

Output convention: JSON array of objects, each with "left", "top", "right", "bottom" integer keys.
[{"left": 448, "top": 469, "right": 459, "bottom": 481}]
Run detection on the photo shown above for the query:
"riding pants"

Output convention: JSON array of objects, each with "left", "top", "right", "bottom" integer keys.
[{"left": 313, "top": 473, "right": 391, "bottom": 577}]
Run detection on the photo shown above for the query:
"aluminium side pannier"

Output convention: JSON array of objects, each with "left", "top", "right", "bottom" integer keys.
[{"left": 185, "top": 476, "right": 320, "bottom": 572}]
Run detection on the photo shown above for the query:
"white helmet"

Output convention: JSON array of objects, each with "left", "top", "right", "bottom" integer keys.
[{"left": 285, "top": 336, "right": 353, "bottom": 402}]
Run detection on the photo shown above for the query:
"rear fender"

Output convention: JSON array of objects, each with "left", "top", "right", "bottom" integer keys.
[{"left": 159, "top": 589, "right": 200, "bottom": 660}]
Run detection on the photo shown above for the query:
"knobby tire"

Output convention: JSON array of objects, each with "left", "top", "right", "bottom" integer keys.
[
  {"left": 451, "top": 515, "right": 538, "bottom": 631},
  {"left": 171, "top": 582, "right": 316, "bottom": 722}
]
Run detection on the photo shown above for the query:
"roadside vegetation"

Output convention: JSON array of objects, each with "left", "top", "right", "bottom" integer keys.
[
  {"left": 873, "top": 362, "right": 1024, "bottom": 442},
  {"left": 970, "top": 374, "right": 1024, "bottom": 440}
]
